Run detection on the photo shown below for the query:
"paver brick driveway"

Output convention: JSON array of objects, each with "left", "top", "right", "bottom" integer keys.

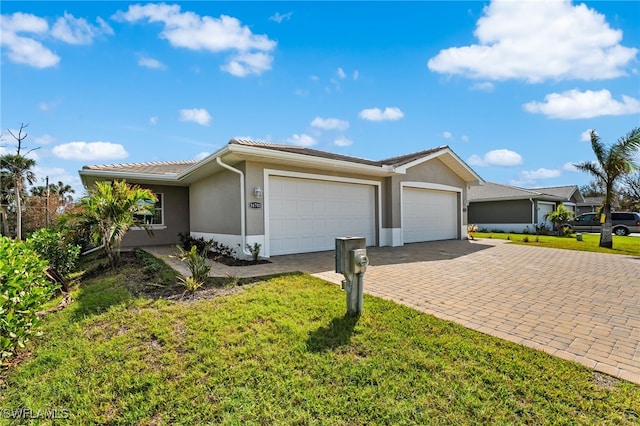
[{"left": 149, "top": 240, "right": 640, "bottom": 383}]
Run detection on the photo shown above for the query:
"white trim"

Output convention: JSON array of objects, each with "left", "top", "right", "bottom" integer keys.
[
  {"left": 263, "top": 168, "right": 382, "bottom": 257},
  {"left": 474, "top": 223, "right": 536, "bottom": 234},
  {"left": 230, "top": 144, "right": 394, "bottom": 176},
  {"left": 380, "top": 228, "right": 403, "bottom": 246},
  {"left": 130, "top": 225, "right": 167, "bottom": 231},
  {"left": 394, "top": 147, "right": 483, "bottom": 183},
  {"left": 400, "top": 182, "right": 463, "bottom": 241}
]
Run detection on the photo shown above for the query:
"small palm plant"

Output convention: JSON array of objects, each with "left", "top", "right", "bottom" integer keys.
[
  {"left": 545, "top": 205, "right": 574, "bottom": 237},
  {"left": 173, "top": 244, "right": 211, "bottom": 292}
]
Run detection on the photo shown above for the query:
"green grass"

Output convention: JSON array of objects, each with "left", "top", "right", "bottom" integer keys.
[
  {"left": 474, "top": 232, "right": 640, "bottom": 256},
  {"left": 1, "top": 254, "right": 639, "bottom": 424}
]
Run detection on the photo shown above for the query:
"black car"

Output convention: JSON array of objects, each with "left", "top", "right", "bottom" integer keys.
[{"left": 565, "top": 212, "right": 640, "bottom": 236}]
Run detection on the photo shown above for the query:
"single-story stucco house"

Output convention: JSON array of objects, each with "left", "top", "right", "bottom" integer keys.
[
  {"left": 79, "top": 139, "right": 484, "bottom": 258},
  {"left": 467, "top": 183, "right": 584, "bottom": 233}
]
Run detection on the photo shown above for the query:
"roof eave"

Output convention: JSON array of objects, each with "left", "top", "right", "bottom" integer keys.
[
  {"left": 79, "top": 169, "right": 182, "bottom": 187},
  {"left": 394, "top": 147, "right": 484, "bottom": 184},
  {"left": 224, "top": 143, "right": 397, "bottom": 176}
]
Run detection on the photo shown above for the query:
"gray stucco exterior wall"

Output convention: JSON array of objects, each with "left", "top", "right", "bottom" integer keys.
[
  {"left": 121, "top": 184, "right": 190, "bottom": 248},
  {"left": 468, "top": 199, "right": 532, "bottom": 224},
  {"left": 190, "top": 168, "right": 241, "bottom": 235}
]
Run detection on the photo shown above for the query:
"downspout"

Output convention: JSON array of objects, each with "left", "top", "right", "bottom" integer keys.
[
  {"left": 216, "top": 157, "right": 252, "bottom": 257},
  {"left": 530, "top": 198, "right": 535, "bottom": 229}
]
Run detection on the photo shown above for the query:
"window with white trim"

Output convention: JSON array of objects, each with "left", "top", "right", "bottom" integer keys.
[{"left": 134, "top": 193, "right": 163, "bottom": 225}]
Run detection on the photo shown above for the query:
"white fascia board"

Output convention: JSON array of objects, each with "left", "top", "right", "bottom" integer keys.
[
  {"left": 227, "top": 143, "right": 396, "bottom": 176},
  {"left": 395, "top": 147, "right": 484, "bottom": 183},
  {"left": 176, "top": 145, "right": 232, "bottom": 180},
  {"left": 79, "top": 169, "right": 180, "bottom": 186},
  {"left": 469, "top": 195, "right": 562, "bottom": 203}
]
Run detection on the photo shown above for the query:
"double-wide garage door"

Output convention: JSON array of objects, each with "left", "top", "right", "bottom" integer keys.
[
  {"left": 269, "top": 176, "right": 376, "bottom": 255},
  {"left": 403, "top": 187, "right": 458, "bottom": 243}
]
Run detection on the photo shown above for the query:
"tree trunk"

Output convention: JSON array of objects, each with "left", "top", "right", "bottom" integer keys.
[
  {"left": 599, "top": 203, "right": 613, "bottom": 248},
  {"left": 15, "top": 179, "right": 22, "bottom": 240}
]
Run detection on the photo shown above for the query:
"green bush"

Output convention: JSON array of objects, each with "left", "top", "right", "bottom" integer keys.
[
  {"left": 27, "top": 227, "right": 81, "bottom": 277},
  {"left": 0, "top": 236, "right": 56, "bottom": 362}
]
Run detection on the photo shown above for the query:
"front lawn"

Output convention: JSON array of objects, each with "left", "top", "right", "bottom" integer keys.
[
  {"left": 1, "top": 253, "right": 639, "bottom": 424},
  {"left": 473, "top": 232, "right": 640, "bottom": 257}
]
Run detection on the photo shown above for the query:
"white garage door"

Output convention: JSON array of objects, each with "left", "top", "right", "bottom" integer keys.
[
  {"left": 403, "top": 187, "right": 458, "bottom": 243},
  {"left": 269, "top": 176, "right": 376, "bottom": 255}
]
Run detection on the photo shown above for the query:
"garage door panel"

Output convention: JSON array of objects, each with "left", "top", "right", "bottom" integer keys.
[
  {"left": 403, "top": 188, "right": 458, "bottom": 243},
  {"left": 269, "top": 176, "right": 376, "bottom": 255}
]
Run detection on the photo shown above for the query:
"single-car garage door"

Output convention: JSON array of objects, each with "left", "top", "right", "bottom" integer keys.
[
  {"left": 269, "top": 176, "right": 376, "bottom": 255},
  {"left": 403, "top": 187, "right": 458, "bottom": 243}
]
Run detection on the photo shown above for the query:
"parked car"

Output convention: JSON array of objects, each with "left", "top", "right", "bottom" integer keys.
[{"left": 564, "top": 212, "right": 640, "bottom": 236}]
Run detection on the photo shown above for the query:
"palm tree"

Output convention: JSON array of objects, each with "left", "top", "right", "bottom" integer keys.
[
  {"left": 52, "top": 181, "right": 75, "bottom": 203},
  {"left": 67, "top": 180, "right": 156, "bottom": 267},
  {"left": 0, "top": 154, "right": 36, "bottom": 240},
  {"left": 1, "top": 123, "right": 37, "bottom": 240},
  {"left": 574, "top": 128, "right": 640, "bottom": 248}
]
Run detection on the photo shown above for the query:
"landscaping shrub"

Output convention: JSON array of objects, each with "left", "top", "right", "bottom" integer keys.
[
  {"left": 27, "top": 227, "right": 81, "bottom": 277},
  {"left": 0, "top": 236, "right": 56, "bottom": 362},
  {"left": 178, "top": 233, "right": 236, "bottom": 259},
  {"left": 173, "top": 245, "right": 211, "bottom": 290}
]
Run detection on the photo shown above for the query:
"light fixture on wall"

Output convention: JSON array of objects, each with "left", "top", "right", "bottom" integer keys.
[{"left": 253, "top": 186, "right": 263, "bottom": 199}]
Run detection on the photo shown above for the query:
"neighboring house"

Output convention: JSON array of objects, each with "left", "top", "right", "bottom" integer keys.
[
  {"left": 529, "top": 185, "right": 585, "bottom": 214},
  {"left": 467, "top": 182, "right": 583, "bottom": 233},
  {"left": 576, "top": 196, "right": 624, "bottom": 215},
  {"left": 79, "top": 139, "right": 483, "bottom": 258},
  {"left": 578, "top": 196, "right": 604, "bottom": 215}
]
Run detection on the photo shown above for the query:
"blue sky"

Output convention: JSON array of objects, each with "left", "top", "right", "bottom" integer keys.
[{"left": 2, "top": 1, "right": 639, "bottom": 196}]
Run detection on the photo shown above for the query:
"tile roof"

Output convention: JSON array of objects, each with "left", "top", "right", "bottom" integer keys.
[
  {"left": 81, "top": 139, "right": 456, "bottom": 176},
  {"left": 468, "top": 182, "right": 560, "bottom": 202},
  {"left": 229, "top": 138, "right": 382, "bottom": 166},
  {"left": 82, "top": 160, "right": 198, "bottom": 175},
  {"left": 529, "top": 185, "right": 579, "bottom": 200}
]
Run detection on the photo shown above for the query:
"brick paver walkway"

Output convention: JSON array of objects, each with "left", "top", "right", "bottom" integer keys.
[{"left": 146, "top": 240, "right": 640, "bottom": 384}]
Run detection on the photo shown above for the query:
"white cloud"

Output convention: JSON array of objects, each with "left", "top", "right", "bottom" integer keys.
[
  {"left": 580, "top": 129, "right": 594, "bottom": 142},
  {"left": 34, "top": 134, "right": 54, "bottom": 145},
  {"left": 524, "top": 90, "right": 640, "bottom": 120},
  {"left": 38, "top": 100, "right": 62, "bottom": 111},
  {"left": 149, "top": 116, "right": 159, "bottom": 125},
  {"left": 442, "top": 131, "right": 453, "bottom": 139},
  {"left": 221, "top": 52, "right": 273, "bottom": 77},
  {"left": 32, "top": 166, "right": 82, "bottom": 194},
  {"left": 470, "top": 82, "right": 495, "bottom": 92},
  {"left": 287, "top": 133, "right": 317, "bottom": 147},
  {"left": 179, "top": 108, "right": 212, "bottom": 126},
  {"left": 467, "top": 149, "right": 522, "bottom": 167},
  {"left": 269, "top": 12, "right": 292, "bottom": 24},
  {"left": 52, "top": 142, "right": 128, "bottom": 161},
  {"left": 461, "top": 135, "right": 470, "bottom": 142},
  {"left": 563, "top": 162, "right": 579, "bottom": 172},
  {"left": 51, "top": 12, "right": 113, "bottom": 45},
  {"left": 334, "top": 137, "right": 353, "bottom": 147},
  {"left": 337, "top": 67, "right": 346, "bottom": 79},
  {"left": 193, "top": 152, "right": 210, "bottom": 161},
  {"left": 353, "top": 70, "right": 359, "bottom": 80},
  {"left": 294, "top": 89, "right": 309, "bottom": 96},
  {"left": 0, "top": 12, "right": 59, "bottom": 68},
  {"left": 359, "top": 107, "right": 404, "bottom": 121},
  {"left": 114, "top": 3, "right": 276, "bottom": 77},
  {"left": 138, "top": 55, "right": 166, "bottom": 70},
  {"left": 519, "top": 168, "right": 562, "bottom": 180},
  {"left": 310, "top": 117, "right": 349, "bottom": 131},
  {"left": 428, "top": 0, "right": 638, "bottom": 82}
]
